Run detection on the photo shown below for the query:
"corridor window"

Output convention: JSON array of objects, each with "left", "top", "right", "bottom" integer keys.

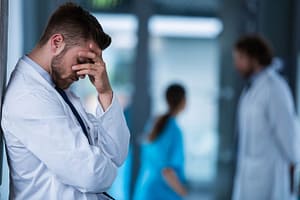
[{"left": 149, "top": 15, "right": 222, "bottom": 185}]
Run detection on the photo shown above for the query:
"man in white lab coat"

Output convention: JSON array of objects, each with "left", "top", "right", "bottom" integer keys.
[
  {"left": 1, "top": 3, "right": 130, "bottom": 200},
  {"left": 232, "top": 34, "right": 299, "bottom": 200}
]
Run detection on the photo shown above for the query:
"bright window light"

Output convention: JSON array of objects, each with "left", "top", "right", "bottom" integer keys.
[
  {"left": 149, "top": 15, "right": 223, "bottom": 38},
  {"left": 93, "top": 13, "right": 138, "bottom": 49},
  {"left": 93, "top": 13, "right": 138, "bottom": 33}
]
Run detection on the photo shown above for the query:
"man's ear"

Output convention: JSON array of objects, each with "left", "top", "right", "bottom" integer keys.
[{"left": 50, "top": 34, "right": 66, "bottom": 55}]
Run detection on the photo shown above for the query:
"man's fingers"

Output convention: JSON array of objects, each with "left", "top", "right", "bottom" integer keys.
[
  {"left": 72, "top": 63, "right": 102, "bottom": 77},
  {"left": 72, "top": 63, "right": 93, "bottom": 71},
  {"left": 72, "top": 62, "right": 106, "bottom": 72},
  {"left": 89, "top": 43, "right": 101, "bottom": 56},
  {"left": 77, "top": 43, "right": 103, "bottom": 64},
  {"left": 89, "top": 43, "right": 102, "bottom": 61},
  {"left": 78, "top": 50, "right": 103, "bottom": 64},
  {"left": 78, "top": 51, "right": 96, "bottom": 61},
  {"left": 76, "top": 69, "right": 97, "bottom": 76}
]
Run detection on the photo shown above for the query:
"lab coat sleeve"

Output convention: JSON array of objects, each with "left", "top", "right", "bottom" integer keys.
[
  {"left": 86, "top": 93, "right": 130, "bottom": 167},
  {"left": 1, "top": 91, "right": 118, "bottom": 193},
  {"left": 268, "top": 81, "right": 299, "bottom": 163}
]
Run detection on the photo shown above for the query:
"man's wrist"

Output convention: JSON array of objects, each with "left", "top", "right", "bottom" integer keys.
[{"left": 98, "top": 90, "right": 113, "bottom": 111}]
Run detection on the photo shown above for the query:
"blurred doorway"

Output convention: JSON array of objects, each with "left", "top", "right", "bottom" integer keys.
[{"left": 149, "top": 15, "right": 222, "bottom": 199}]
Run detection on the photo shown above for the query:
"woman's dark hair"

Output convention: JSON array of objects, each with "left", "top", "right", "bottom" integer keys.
[
  {"left": 148, "top": 84, "right": 186, "bottom": 142},
  {"left": 234, "top": 34, "right": 273, "bottom": 66},
  {"left": 39, "top": 2, "right": 111, "bottom": 50}
]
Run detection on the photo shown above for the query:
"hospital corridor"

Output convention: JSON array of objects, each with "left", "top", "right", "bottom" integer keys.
[{"left": 1, "top": 0, "right": 300, "bottom": 200}]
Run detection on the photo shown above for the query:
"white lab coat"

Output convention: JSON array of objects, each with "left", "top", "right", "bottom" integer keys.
[
  {"left": 1, "top": 57, "right": 130, "bottom": 199},
  {"left": 233, "top": 68, "right": 299, "bottom": 200}
]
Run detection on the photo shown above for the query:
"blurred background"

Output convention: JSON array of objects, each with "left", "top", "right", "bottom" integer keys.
[{"left": 1, "top": 0, "right": 300, "bottom": 199}]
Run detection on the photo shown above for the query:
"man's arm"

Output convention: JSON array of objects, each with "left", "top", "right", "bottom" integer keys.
[
  {"left": 72, "top": 42, "right": 130, "bottom": 166},
  {"left": 72, "top": 43, "right": 112, "bottom": 111},
  {"left": 85, "top": 93, "right": 130, "bottom": 167},
  {"left": 268, "top": 80, "right": 299, "bottom": 163}
]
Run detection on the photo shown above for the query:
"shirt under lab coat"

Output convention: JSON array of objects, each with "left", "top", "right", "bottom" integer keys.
[
  {"left": 233, "top": 67, "right": 299, "bottom": 200},
  {"left": 1, "top": 56, "right": 130, "bottom": 200}
]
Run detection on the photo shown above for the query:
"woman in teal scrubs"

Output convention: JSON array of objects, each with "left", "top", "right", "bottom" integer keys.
[{"left": 134, "top": 84, "right": 187, "bottom": 200}]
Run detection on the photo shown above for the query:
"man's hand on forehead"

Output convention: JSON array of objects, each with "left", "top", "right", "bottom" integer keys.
[
  {"left": 77, "top": 43, "right": 103, "bottom": 64},
  {"left": 71, "top": 42, "right": 112, "bottom": 109},
  {"left": 89, "top": 43, "right": 102, "bottom": 57}
]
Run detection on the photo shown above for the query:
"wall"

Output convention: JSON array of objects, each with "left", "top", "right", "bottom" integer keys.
[{"left": 0, "top": 0, "right": 8, "bottom": 199}]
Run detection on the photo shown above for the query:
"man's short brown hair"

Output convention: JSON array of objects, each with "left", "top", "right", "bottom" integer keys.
[
  {"left": 39, "top": 2, "right": 111, "bottom": 50},
  {"left": 235, "top": 34, "right": 273, "bottom": 66}
]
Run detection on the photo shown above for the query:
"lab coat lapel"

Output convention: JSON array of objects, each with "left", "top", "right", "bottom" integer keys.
[{"left": 17, "top": 59, "right": 92, "bottom": 140}]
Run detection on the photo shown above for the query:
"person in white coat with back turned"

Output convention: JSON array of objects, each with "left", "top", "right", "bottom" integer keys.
[
  {"left": 232, "top": 34, "right": 299, "bottom": 200},
  {"left": 1, "top": 3, "right": 130, "bottom": 200}
]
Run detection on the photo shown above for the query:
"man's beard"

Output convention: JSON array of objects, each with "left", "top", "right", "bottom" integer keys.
[
  {"left": 239, "top": 62, "right": 256, "bottom": 79},
  {"left": 241, "top": 67, "right": 255, "bottom": 79},
  {"left": 51, "top": 49, "right": 71, "bottom": 89}
]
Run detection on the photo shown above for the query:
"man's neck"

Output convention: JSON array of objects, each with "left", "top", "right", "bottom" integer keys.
[
  {"left": 28, "top": 46, "right": 51, "bottom": 74},
  {"left": 247, "top": 64, "right": 265, "bottom": 81}
]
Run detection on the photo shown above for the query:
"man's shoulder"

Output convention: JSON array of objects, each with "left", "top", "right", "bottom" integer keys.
[
  {"left": 265, "top": 70, "right": 289, "bottom": 90},
  {"left": 5, "top": 61, "right": 56, "bottom": 103},
  {"left": 5, "top": 77, "right": 53, "bottom": 104},
  {"left": 3, "top": 79, "right": 62, "bottom": 119},
  {"left": 263, "top": 69, "right": 293, "bottom": 101}
]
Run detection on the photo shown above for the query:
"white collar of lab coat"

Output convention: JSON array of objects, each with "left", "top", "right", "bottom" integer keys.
[
  {"left": 16, "top": 57, "right": 57, "bottom": 93},
  {"left": 21, "top": 55, "right": 56, "bottom": 88}
]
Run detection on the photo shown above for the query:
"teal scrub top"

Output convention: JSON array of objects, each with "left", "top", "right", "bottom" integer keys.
[{"left": 133, "top": 117, "right": 186, "bottom": 200}]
